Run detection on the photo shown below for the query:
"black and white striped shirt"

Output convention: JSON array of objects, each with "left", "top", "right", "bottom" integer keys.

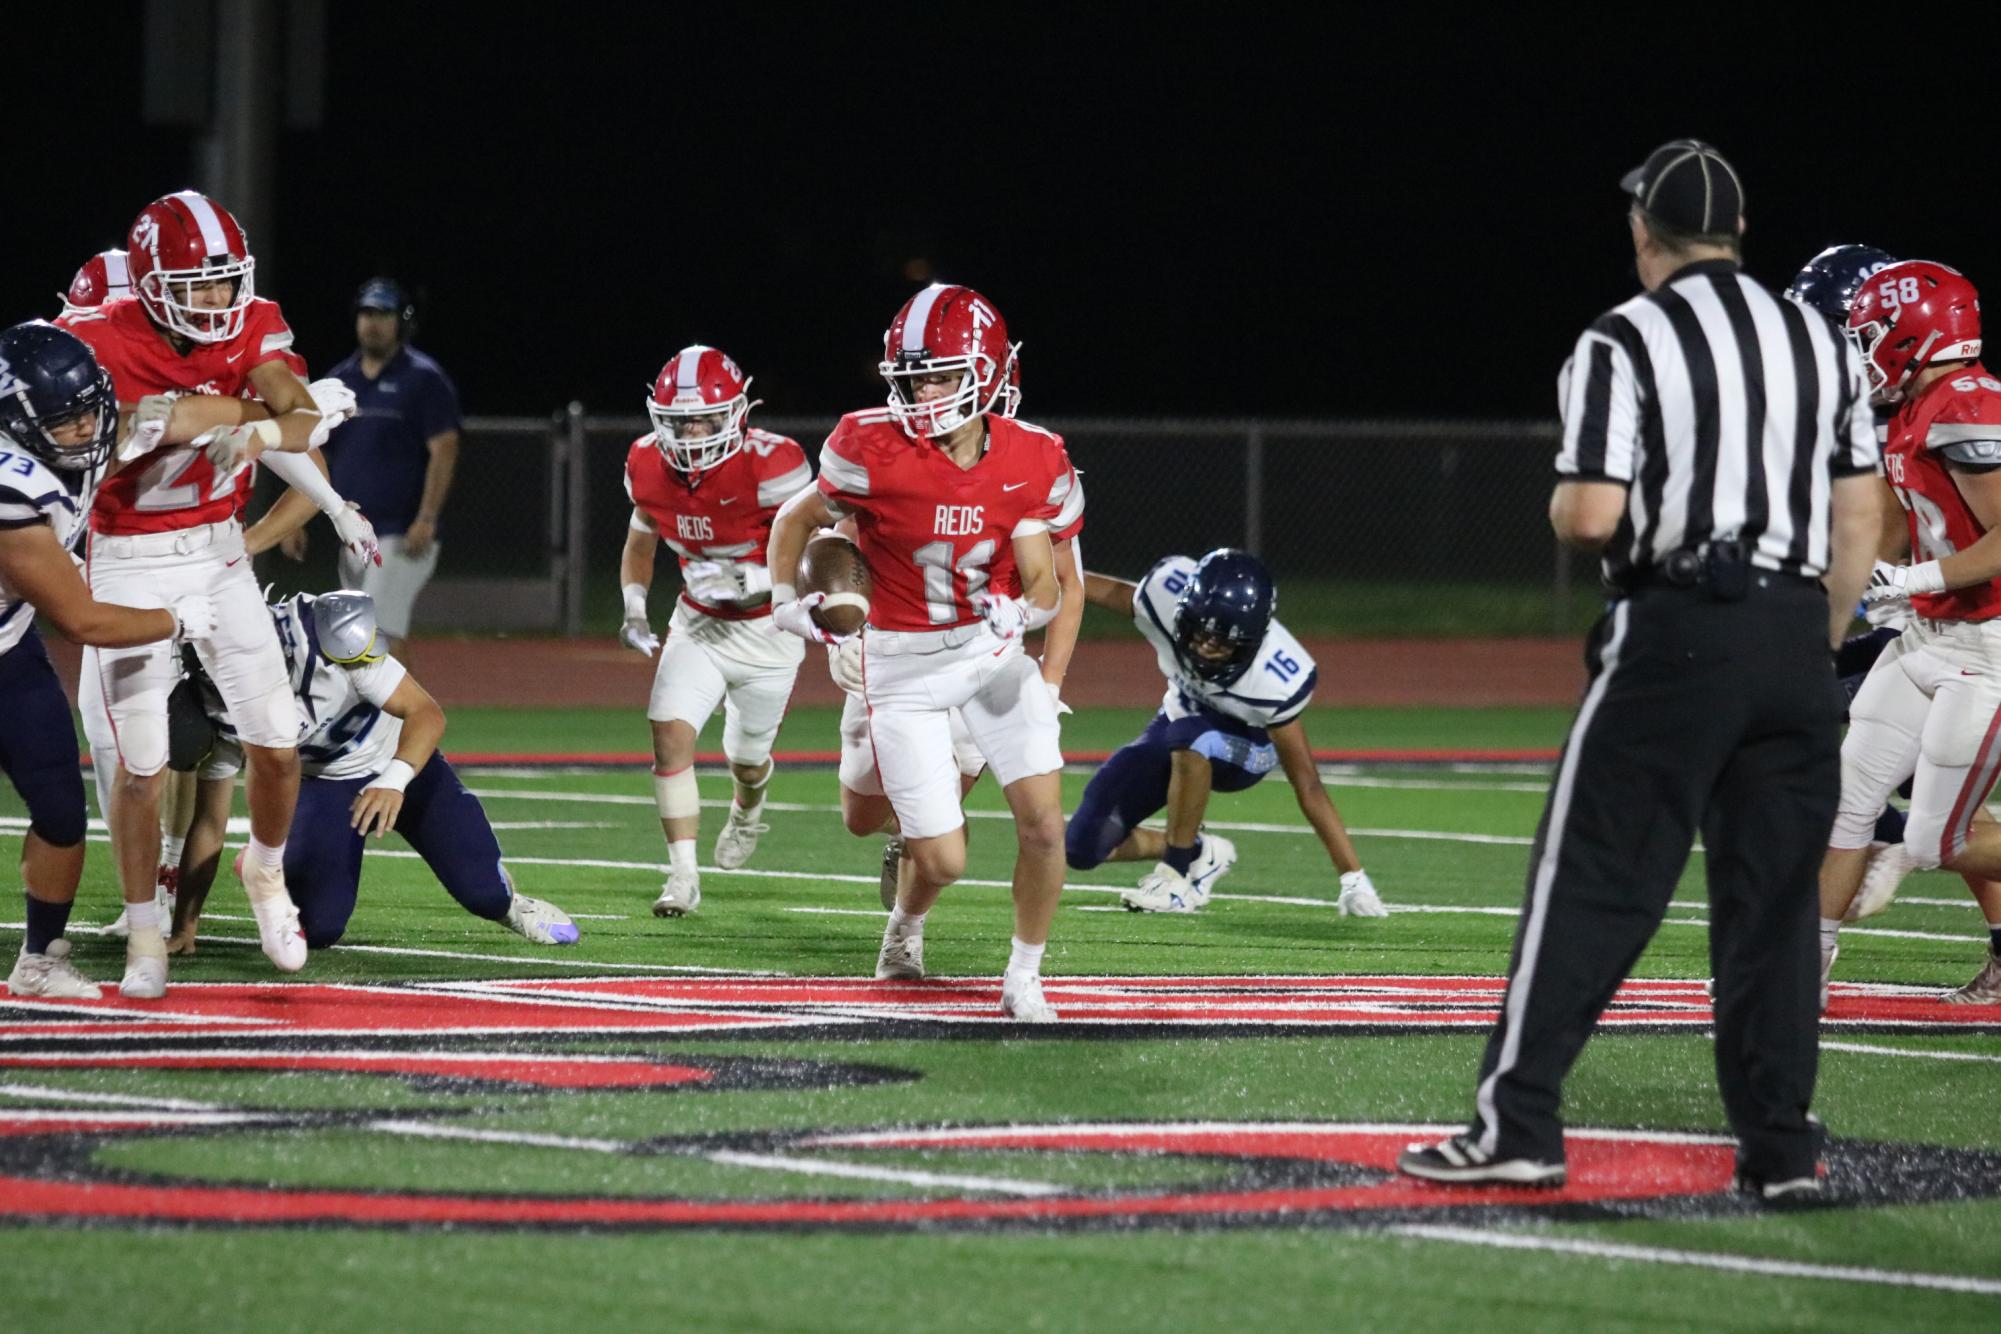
[{"left": 1556, "top": 258, "right": 1878, "bottom": 583}]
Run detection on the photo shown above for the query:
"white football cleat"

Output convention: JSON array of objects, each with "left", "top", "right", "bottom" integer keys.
[
  {"left": 1943, "top": 949, "right": 2001, "bottom": 1005},
  {"left": 1848, "top": 842, "right": 1916, "bottom": 922},
  {"left": 1122, "top": 863, "right": 1202, "bottom": 913},
  {"left": 505, "top": 893, "right": 579, "bottom": 945},
  {"left": 712, "top": 804, "right": 769, "bottom": 871},
  {"left": 653, "top": 868, "right": 702, "bottom": 918},
  {"left": 1000, "top": 971, "right": 1058, "bottom": 1023},
  {"left": 103, "top": 870, "right": 176, "bottom": 941},
  {"left": 119, "top": 945, "right": 168, "bottom": 1000},
  {"left": 1186, "top": 833, "right": 1237, "bottom": 900},
  {"left": 8, "top": 940, "right": 103, "bottom": 999},
  {"left": 875, "top": 924, "right": 925, "bottom": 981},
  {"left": 237, "top": 854, "right": 308, "bottom": 972}
]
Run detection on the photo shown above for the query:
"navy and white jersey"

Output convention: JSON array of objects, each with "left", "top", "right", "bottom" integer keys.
[
  {"left": 0, "top": 438, "right": 95, "bottom": 657},
  {"left": 205, "top": 597, "right": 409, "bottom": 782},
  {"left": 1131, "top": 555, "right": 1317, "bottom": 730}
]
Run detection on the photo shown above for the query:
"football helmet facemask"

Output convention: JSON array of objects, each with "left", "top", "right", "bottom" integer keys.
[
  {"left": 879, "top": 283, "right": 1021, "bottom": 441},
  {"left": 0, "top": 320, "right": 119, "bottom": 473},
  {"left": 1847, "top": 260, "right": 1982, "bottom": 404},
  {"left": 126, "top": 190, "right": 257, "bottom": 345},
  {"left": 647, "top": 345, "right": 755, "bottom": 475}
]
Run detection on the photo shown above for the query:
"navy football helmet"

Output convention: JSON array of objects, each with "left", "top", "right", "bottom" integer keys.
[
  {"left": 1173, "top": 549, "right": 1276, "bottom": 686},
  {"left": 1786, "top": 244, "right": 1898, "bottom": 325},
  {"left": 0, "top": 321, "right": 118, "bottom": 472}
]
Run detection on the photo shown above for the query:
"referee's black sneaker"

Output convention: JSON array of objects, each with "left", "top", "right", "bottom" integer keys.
[
  {"left": 1732, "top": 1171, "right": 1823, "bottom": 1204},
  {"left": 1396, "top": 1134, "right": 1566, "bottom": 1187}
]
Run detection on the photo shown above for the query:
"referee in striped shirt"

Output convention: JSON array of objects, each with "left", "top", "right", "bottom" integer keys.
[{"left": 1400, "top": 140, "right": 1881, "bottom": 1198}]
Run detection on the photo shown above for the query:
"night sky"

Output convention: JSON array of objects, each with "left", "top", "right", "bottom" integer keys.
[{"left": 11, "top": 11, "right": 1992, "bottom": 422}]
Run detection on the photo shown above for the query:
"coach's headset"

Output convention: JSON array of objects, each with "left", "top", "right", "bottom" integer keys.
[{"left": 353, "top": 276, "right": 417, "bottom": 342}]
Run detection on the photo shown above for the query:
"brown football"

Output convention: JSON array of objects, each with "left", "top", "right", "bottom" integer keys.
[{"left": 797, "top": 532, "right": 872, "bottom": 636}]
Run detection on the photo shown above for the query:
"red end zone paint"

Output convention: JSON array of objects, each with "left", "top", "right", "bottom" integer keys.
[
  {"left": 2, "top": 975, "right": 1989, "bottom": 1040},
  {"left": 1, "top": 1051, "right": 712, "bottom": 1090},
  {"left": 0, "top": 1124, "right": 1739, "bottom": 1229}
]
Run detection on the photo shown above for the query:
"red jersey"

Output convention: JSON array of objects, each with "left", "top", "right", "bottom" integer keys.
[
  {"left": 817, "top": 411, "right": 1082, "bottom": 632},
  {"left": 1884, "top": 364, "right": 2001, "bottom": 622},
  {"left": 625, "top": 427, "right": 812, "bottom": 620},
  {"left": 59, "top": 296, "right": 303, "bottom": 535}
]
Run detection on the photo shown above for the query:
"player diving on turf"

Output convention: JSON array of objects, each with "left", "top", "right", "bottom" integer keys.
[{"left": 1065, "top": 549, "right": 1389, "bottom": 916}]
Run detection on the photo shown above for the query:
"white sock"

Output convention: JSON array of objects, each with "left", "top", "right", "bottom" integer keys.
[
  {"left": 248, "top": 836, "right": 285, "bottom": 870},
  {"left": 669, "top": 840, "right": 698, "bottom": 873},
  {"left": 162, "top": 835, "right": 186, "bottom": 871},
  {"left": 1819, "top": 917, "right": 1842, "bottom": 954},
  {"left": 127, "top": 900, "right": 159, "bottom": 932},
  {"left": 1007, "top": 937, "right": 1046, "bottom": 977},
  {"left": 887, "top": 906, "right": 926, "bottom": 935}
]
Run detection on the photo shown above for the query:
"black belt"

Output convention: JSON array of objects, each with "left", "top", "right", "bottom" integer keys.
[{"left": 1614, "top": 543, "right": 1821, "bottom": 599}]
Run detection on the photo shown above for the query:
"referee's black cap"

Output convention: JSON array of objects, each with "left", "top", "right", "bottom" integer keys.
[{"left": 1620, "top": 139, "right": 1744, "bottom": 235}]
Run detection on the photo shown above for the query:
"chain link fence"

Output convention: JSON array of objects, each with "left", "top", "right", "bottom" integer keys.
[{"left": 261, "top": 412, "right": 1601, "bottom": 638}]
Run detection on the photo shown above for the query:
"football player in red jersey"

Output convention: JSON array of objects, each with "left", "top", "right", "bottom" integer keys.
[
  {"left": 57, "top": 190, "right": 374, "bottom": 997},
  {"left": 59, "top": 249, "right": 134, "bottom": 315},
  {"left": 1823, "top": 261, "right": 2001, "bottom": 1005},
  {"left": 618, "top": 346, "right": 814, "bottom": 917},
  {"left": 768, "top": 284, "right": 1078, "bottom": 1022}
]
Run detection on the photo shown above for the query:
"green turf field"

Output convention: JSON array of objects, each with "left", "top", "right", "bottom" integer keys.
[{"left": 4, "top": 704, "right": 1999, "bottom": 1332}]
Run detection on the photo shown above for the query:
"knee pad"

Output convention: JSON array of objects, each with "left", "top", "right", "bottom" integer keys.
[
  {"left": 230, "top": 681, "right": 302, "bottom": 750},
  {"left": 653, "top": 764, "right": 700, "bottom": 821},
  {"left": 1831, "top": 718, "right": 1918, "bottom": 849},
  {"left": 20, "top": 765, "right": 88, "bottom": 848},
  {"left": 108, "top": 709, "right": 169, "bottom": 779}
]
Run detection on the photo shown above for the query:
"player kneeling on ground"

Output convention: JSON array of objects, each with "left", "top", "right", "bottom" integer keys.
[
  {"left": 618, "top": 346, "right": 813, "bottom": 918},
  {"left": 167, "top": 592, "right": 576, "bottom": 952},
  {"left": 1067, "top": 550, "right": 1387, "bottom": 917}
]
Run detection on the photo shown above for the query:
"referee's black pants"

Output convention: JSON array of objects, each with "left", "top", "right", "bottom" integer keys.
[{"left": 1468, "top": 578, "right": 1842, "bottom": 1181}]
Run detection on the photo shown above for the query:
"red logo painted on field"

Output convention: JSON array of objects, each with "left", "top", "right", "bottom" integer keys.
[{"left": 1, "top": 974, "right": 1990, "bottom": 1042}]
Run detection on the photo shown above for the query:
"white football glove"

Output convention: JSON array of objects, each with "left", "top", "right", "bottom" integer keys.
[
  {"left": 120, "top": 394, "right": 178, "bottom": 463},
  {"left": 1337, "top": 868, "right": 1389, "bottom": 918},
  {"left": 685, "top": 559, "right": 774, "bottom": 606},
  {"left": 1862, "top": 559, "right": 1945, "bottom": 609},
  {"left": 974, "top": 592, "right": 1055, "bottom": 642},
  {"left": 1045, "top": 679, "right": 1072, "bottom": 716},
  {"left": 170, "top": 594, "right": 217, "bottom": 643},
  {"left": 329, "top": 502, "right": 381, "bottom": 567},
  {"left": 619, "top": 617, "right": 659, "bottom": 657},
  {"left": 306, "top": 379, "right": 358, "bottom": 449},
  {"left": 828, "top": 636, "right": 865, "bottom": 695},
  {"left": 194, "top": 423, "right": 260, "bottom": 473},
  {"left": 771, "top": 587, "right": 848, "bottom": 646}
]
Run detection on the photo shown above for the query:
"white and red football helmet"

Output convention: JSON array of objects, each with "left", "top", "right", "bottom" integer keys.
[
  {"left": 1847, "top": 260, "right": 1982, "bottom": 404},
  {"left": 646, "top": 345, "right": 756, "bottom": 474},
  {"left": 60, "top": 249, "right": 133, "bottom": 314},
  {"left": 879, "top": 284, "right": 1022, "bottom": 440},
  {"left": 125, "top": 190, "right": 257, "bottom": 344}
]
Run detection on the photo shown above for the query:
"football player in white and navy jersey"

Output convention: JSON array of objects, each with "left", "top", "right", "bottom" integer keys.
[
  {"left": 166, "top": 592, "right": 577, "bottom": 956},
  {"left": 1067, "top": 549, "right": 1389, "bottom": 916},
  {"left": 0, "top": 322, "right": 214, "bottom": 999}
]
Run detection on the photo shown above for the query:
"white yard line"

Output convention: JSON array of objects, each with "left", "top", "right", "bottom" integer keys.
[
  {"left": 703, "top": 1150, "right": 1064, "bottom": 1197},
  {"left": 1390, "top": 1223, "right": 2001, "bottom": 1297},
  {"left": 0, "top": 1082, "right": 217, "bottom": 1111},
  {"left": 1821, "top": 1040, "right": 2001, "bottom": 1065}
]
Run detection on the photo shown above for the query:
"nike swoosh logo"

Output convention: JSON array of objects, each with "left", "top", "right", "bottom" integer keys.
[
  {"left": 225, "top": 555, "right": 245, "bottom": 567},
  {"left": 718, "top": 497, "right": 738, "bottom": 506},
  {"left": 1002, "top": 482, "right": 1028, "bottom": 492},
  {"left": 225, "top": 349, "right": 246, "bottom": 363}
]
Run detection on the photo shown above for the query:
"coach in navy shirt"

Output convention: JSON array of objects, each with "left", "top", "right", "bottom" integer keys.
[{"left": 303, "top": 278, "right": 461, "bottom": 655}]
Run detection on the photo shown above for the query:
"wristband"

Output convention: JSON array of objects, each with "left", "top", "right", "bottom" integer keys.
[
  {"left": 1908, "top": 560, "right": 1947, "bottom": 596},
  {"left": 622, "top": 582, "right": 648, "bottom": 621},
  {"left": 251, "top": 419, "right": 282, "bottom": 448},
  {"left": 372, "top": 759, "right": 416, "bottom": 794},
  {"left": 771, "top": 582, "right": 798, "bottom": 604}
]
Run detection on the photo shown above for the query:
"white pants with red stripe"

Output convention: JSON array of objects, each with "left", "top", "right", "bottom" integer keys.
[
  {"left": 81, "top": 520, "right": 300, "bottom": 777},
  {"left": 837, "top": 690, "right": 985, "bottom": 796},
  {"left": 860, "top": 622, "right": 1062, "bottom": 840},
  {"left": 1834, "top": 615, "right": 2001, "bottom": 867},
  {"left": 647, "top": 602, "right": 804, "bottom": 766}
]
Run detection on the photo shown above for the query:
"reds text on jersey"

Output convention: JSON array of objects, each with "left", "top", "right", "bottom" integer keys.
[
  {"left": 816, "top": 411, "right": 1082, "bottom": 632},
  {"left": 1132, "top": 555, "right": 1317, "bottom": 729},
  {"left": 0, "top": 443, "right": 97, "bottom": 656},
  {"left": 59, "top": 295, "right": 301, "bottom": 535},
  {"left": 1883, "top": 364, "right": 2001, "bottom": 623},
  {"left": 625, "top": 428, "right": 811, "bottom": 621}
]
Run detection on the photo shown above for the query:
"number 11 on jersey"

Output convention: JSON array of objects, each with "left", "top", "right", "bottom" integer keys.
[{"left": 914, "top": 539, "right": 996, "bottom": 625}]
